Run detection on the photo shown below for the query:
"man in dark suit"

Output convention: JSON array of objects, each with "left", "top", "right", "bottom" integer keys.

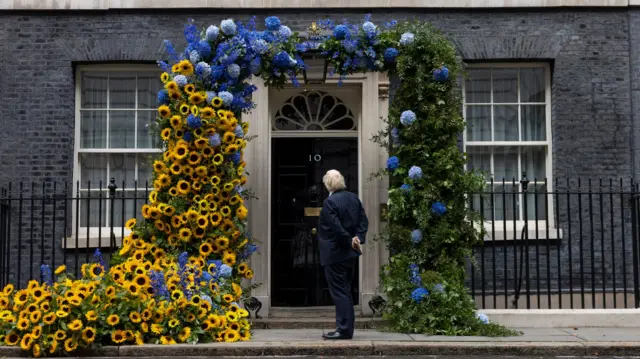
[{"left": 318, "top": 169, "right": 369, "bottom": 340}]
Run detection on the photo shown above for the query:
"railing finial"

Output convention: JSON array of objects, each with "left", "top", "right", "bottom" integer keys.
[{"left": 108, "top": 177, "right": 117, "bottom": 197}]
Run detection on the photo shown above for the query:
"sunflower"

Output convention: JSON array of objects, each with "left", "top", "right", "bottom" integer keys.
[
  {"left": 224, "top": 144, "right": 239, "bottom": 154},
  {"left": 178, "top": 228, "right": 192, "bottom": 242},
  {"left": 224, "top": 330, "right": 239, "bottom": 342},
  {"left": 177, "top": 327, "right": 192, "bottom": 342},
  {"left": 160, "top": 72, "right": 170, "bottom": 82},
  {"left": 169, "top": 90, "right": 181, "bottom": 101},
  {"left": 237, "top": 263, "right": 249, "bottom": 274},
  {"left": 226, "top": 311, "right": 239, "bottom": 323},
  {"left": 111, "top": 330, "right": 126, "bottom": 344},
  {"left": 168, "top": 318, "right": 180, "bottom": 328},
  {"left": 187, "top": 151, "right": 202, "bottom": 166},
  {"left": 165, "top": 81, "right": 178, "bottom": 92},
  {"left": 180, "top": 60, "right": 195, "bottom": 76},
  {"left": 14, "top": 289, "right": 29, "bottom": 305},
  {"left": 107, "top": 314, "right": 120, "bottom": 326},
  {"left": 211, "top": 96, "right": 223, "bottom": 108},
  {"left": 48, "top": 339, "right": 58, "bottom": 355},
  {"left": 222, "top": 131, "right": 236, "bottom": 144},
  {"left": 222, "top": 293, "right": 234, "bottom": 303},
  {"left": 214, "top": 236, "right": 229, "bottom": 249},
  {"left": 189, "top": 92, "right": 205, "bottom": 105},
  {"left": 209, "top": 212, "right": 222, "bottom": 227},
  {"left": 244, "top": 269, "right": 254, "bottom": 279},
  {"left": 150, "top": 323, "right": 163, "bottom": 335},
  {"left": 171, "top": 290, "right": 184, "bottom": 301},
  {"left": 2, "top": 284, "right": 14, "bottom": 296},
  {"left": 169, "top": 115, "right": 183, "bottom": 130},
  {"left": 177, "top": 180, "right": 191, "bottom": 195},
  {"left": 160, "top": 128, "right": 172, "bottom": 141},
  {"left": 29, "top": 310, "right": 42, "bottom": 323},
  {"left": 194, "top": 138, "right": 208, "bottom": 149},
  {"left": 179, "top": 104, "right": 190, "bottom": 115},
  {"left": 236, "top": 205, "right": 248, "bottom": 220},
  {"left": 229, "top": 195, "right": 241, "bottom": 206},
  {"left": 199, "top": 106, "right": 215, "bottom": 119},
  {"left": 158, "top": 105, "right": 172, "bottom": 118},
  {"left": 212, "top": 153, "right": 224, "bottom": 165},
  {"left": 17, "top": 318, "right": 29, "bottom": 331},
  {"left": 223, "top": 252, "right": 237, "bottom": 266},
  {"left": 20, "top": 334, "right": 34, "bottom": 351},
  {"left": 66, "top": 319, "right": 83, "bottom": 331},
  {"left": 31, "top": 326, "right": 42, "bottom": 340},
  {"left": 127, "top": 282, "right": 141, "bottom": 296},
  {"left": 179, "top": 81, "right": 196, "bottom": 94},
  {"left": 5, "top": 331, "right": 19, "bottom": 346},
  {"left": 220, "top": 206, "right": 231, "bottom": 217},
  {"left": 160, "top": 336, "right": 176, "bottom": 345}
]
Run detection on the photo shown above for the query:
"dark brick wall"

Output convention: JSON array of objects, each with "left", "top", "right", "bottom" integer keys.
[{"left": 0, "top": 10, "right": 637, "bottom": 300}]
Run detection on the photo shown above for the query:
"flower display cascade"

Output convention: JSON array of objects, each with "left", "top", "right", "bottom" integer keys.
[{"left": 0, "top": 15, "right": 510, "bottom": 357}]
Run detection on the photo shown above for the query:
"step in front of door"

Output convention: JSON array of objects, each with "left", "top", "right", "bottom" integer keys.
[{"left": 251, "top": 317, "right": 385, "bottom": 330}]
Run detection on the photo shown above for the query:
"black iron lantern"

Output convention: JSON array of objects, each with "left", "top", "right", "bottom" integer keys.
[{"left": 301, "top": 22, "right": 329, "bottom": 85}]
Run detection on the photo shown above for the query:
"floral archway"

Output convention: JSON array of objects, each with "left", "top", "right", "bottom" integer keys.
[{"left": 0, "top": 15, "right": 511, "bottom": 357}]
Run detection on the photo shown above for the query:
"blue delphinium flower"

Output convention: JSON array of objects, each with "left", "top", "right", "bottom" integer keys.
[
  {"left": 157, "top": 89, "right": 169, "bottom": 105},
  {"left": 174, "top": 75, "right": 188, "bottom": 87},
  {"left": 187, "top": 114, "right": 202, "bottom": 129},
  {"left": 40, "top": 264, "right": 53, "bottom": 286},
  {"left": 227, "top": 64, "right": 241, "bottom": 79},
  {"left": 411, "top": 287, "right": 429, "bottom": 303},
  {"left": 477, "top": 312, "right": 490, "bottom": 324},
  {"left": 400, "top": 183, "right": 411, "bottom": 192},
  {"left": 333, "top": 24, "right": 350, "bottom": 40},
  {"left": 201, "top": 272, "right": 213, "bottom": 282},
  {"left": 265, "top": 16, "right": 281, "bottom": 31},
  {"left": 400, "top": 32, "right": 415, "bottom": 45},
  {"left": 149, "top": 270, "right": 170, "bottom": 299},
  {"left": 362, "top": 21, "right": 377, "bottom": 35},
  {"left": 278, "top": 25, "right": 292, "bottom": 39},
  {"left": 229, "top": 152, "right": 241, "bottom": 165},
  {"left": 234, "top": 124, "right": 244, "bottom": 138},
  {"left": 163, "top": 39, "right": 180, "bottom": 63},
  {"left": 411, "top": 229, "right": 422, "bottom": 244},
  {"left": 206, "top": 25, "right": 219, "bottom": 41},
  {"left": 219, "top": 264, "right": 233, "bottom": 278},
  {"left": 221, "top": 19, "right": 237, "bottom": 36},
  {"left": 387, "top": 156, "right": 399, "bottom": 170},
  {"left": 431, "top": 201, "right": 447, "bottom": 216},
  {"left": 209, "top": 133, "right": 221, "bottom": 147},
  {"left": 183, "top": 131, "right": 193, "bottom": 142},
  {"left": 157, "top": 61, "right": 170, "bottom": 72},
  {"left": 400, "top": 110, "right": 416, "bottom": 126},
  {"left": 433, "top": 66, "right": 450, "bottom": 82},
  {"left": 408, "top": 166, "right": 423, "bottom": 180},
  {"left": 218, "top": 91, "right": 234, "bottom": 106},
  {"left": 433, "top": 283, "right": 445, "bottom": 294},
  {"left": 241, "top": 244, "right": 258, "bottom": 259},
  {"left": 93, "top": 248, "right": 105, "bottom": 268},
  {"left": 384, "top": 47, "right": 399, "bottom": 62},
  {"left": 251, "top": 39, "right": 269, "bottom": 54}
]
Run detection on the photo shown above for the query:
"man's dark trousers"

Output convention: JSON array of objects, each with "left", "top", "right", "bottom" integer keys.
[{"left": 324, "top": 257, "right": 356, "bottom": 338}]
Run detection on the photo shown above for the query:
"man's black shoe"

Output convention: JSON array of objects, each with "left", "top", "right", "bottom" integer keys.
[{"left": 322, "top": 331, "right": 352, "bottom": 340}]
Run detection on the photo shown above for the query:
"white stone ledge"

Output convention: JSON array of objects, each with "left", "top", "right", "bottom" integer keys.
[
  {"left": 483, "top": 309, "right": 640, "bottom": 328},
  {"left": 0, "top": 0, "right": 632, "bottom": 10}
]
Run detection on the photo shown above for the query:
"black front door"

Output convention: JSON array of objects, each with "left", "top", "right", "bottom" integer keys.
[{"left": 271, "top": 138, "right": 359, "bottom": 307}]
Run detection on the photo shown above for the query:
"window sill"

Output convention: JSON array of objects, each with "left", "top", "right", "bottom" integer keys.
[
  {"left": 63, "top": 227, "right": 131, "bottom": 249},
  {"left": 482, "top": 227, "right": 563, "bottom": 241}
]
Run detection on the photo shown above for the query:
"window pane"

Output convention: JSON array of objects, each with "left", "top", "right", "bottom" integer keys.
[
  {"left": 109, "top": 72, "right": 136, "bottom": 109},
  {"left": 493, "top": 105, "right": 518, "bottom": 141},
  {"left": 490, "top": 184, "right": 519, "bottom": 221},
  {"left": 466, "top": 146, "right": 491, "bottom": 180},
  {"left": 137, "top": 110, "right": 158, "bottom": 149},
  {"left": 81, "top": 72, "right": 107, "bottom": 109},
  {"left": 466, "top": 106, "right": 491, "bottom": 141},
  {"left": 109, "top": 111, "right": 136, "bottom": 148},
  {"left": 521, "top": 105, "right": 546, "bottom": 141},
  {"left": 137, "top": 154, "right": 155, "bottom": 188},
  {"left": 470, "top": 193, "right": 492, "bottom": 221},
  {"left": 493, "top": 146, "right": 518, "bottom": 181},
  {"left": 465, "top": 69, "right": 491, "bottom": 103},
  {"left": 525, "top": 184, "right": 547, "bottom": 221},
  {"left": 80, "top": 111, "right": 107, "bottom": 149},
  {"left": 520, "top": 68, "right": 545, "bottom": 103},
  {"left": 112, "top": 191, "right": 145, "bottom": 227},
  {"left": 522, "top": 146, "right": 546, "bottom": 180},
  {"left": 80, "top": 153, "right": 107, "bottom": 189},
  {"left": 109, "top": 154, "right": 136, "bottom": 188},
  {"left": 79, "top": 190, "right": 107, "bottom": 228},
  {"left": 138, "top": 73, "right": 162, "bottom": 109},
  {"left": 492, "top": 69, "right": 518, "bottom": 103}
]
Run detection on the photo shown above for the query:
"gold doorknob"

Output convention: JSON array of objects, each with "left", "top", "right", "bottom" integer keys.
[{"left": 311, "top": 228, "right": 317, "bottom": 235}]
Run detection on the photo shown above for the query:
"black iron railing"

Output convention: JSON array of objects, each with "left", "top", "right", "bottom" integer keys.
[{"left": 0, "top": 176, "right": 639, "bottom": 310}]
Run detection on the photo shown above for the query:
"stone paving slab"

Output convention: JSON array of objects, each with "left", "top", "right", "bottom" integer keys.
[{"left": 560, "top": 327, "right": 640, "bottom": 341}]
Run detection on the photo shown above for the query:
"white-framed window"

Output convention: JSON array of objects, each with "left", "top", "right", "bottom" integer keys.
[
  {"left": 71, "top": 65, "right": 162, "bottom": 245},
  {"left": 463, "top": 63, "right": 558, "bottom": 239}
]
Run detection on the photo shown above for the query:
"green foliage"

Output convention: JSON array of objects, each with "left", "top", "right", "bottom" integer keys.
[{"left": 370, "top": 21, "right": 514, "bottom": 336}]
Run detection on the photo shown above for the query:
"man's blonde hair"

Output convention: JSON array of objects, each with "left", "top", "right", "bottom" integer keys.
[{"left": 323, "top": 169, "right": 346, "bottom": 192}]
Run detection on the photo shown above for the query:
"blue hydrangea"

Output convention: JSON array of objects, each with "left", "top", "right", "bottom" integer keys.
[
  {"left": 400, "top": 110, "right": 416, "bottom": 126},
  {"left": 477, "top": 312, "right": 490, "bottom": 324},
  {"left": 408, "top": 166, "right": 423, "bottom": 180},
  {"left": 251, "top": 39, "right": 269, "bottom": 55},
  {"left": 278, "top": 25, "right": 292, "bottom": 39},
  {"left": 391, "top": 127, "right": 400, "bottom": 138},
  {"left": 273, "top": 51, "right": 296, "bottom": 69},
  {"left": 409, "top": 263, "right": 421, "bottom": 285},
  {"left": 400, "top": 32, "right": 415, "bottom": 45},
  {"left": 384, "top": 47, "right": 399, "bottom": 62},
  {"left": 187, "top": 114, "right": 202, "bottom": 129},
  {"left": 411, "top": 287, "right": 429, "bottom": 303},
  {"left": 433, "top": 283, "right": 445, "bottom": 294},
  {"left": 196, "top": 40, "right": 212, "bottom": 58},
  {"left": 411, "top": 229, "right": 422, "bottom": 244},
  {"left": 342, "top": 39, "right": 358, "bottom": 54},
  {"left": 206, "top": 25, "right": 219, "bottom": 41},
  {"left": 196, "top": 62, "right": 212, "bottom": 78},
  {"left": 201, "top": 272, "right": 213, "bottom": 282},
  {"left": 249, "top": 57, "right": 262, "bottom": 74},
  {"left": 189, "top": 50, "right": 201, "bottom": 64},
  {"left": 209, "top": 133, "right": 222, "bottom": 147},
  {"left": 221, "top": 19, "right": 237, "bottom": 36},
  {"left": 174, "top": 75, "right": 188, "bottom": 86},
  {"left": 362, "top": 21, "right": 377, "bottom": 35},
  {"left": 333, "top": 24, "right": 350, "bottom": 40},
  {"left": 219, "top": 264, "right": 233, "bottom": 278},
  {"left": 229, "top": 152, "right": 241, "bottom": 165},
  {"left": 157, "top": 89, "right": 169, "bottom": 104},
  {"left": 183, "top": 131, "right": 193, "bottom": 142},
  {"left": 234, "top": 124, "right": 244, "bottom": 138},
  {"left": 431, "top": 201, "right": 447, "bottom": 217},
  {"left": 218, "top": 91, "right": 234, "bottom": 106},
  {"left": 265, "top": 16, "right": 282, "bottom": 31},
  {"left": 227, "top": 63, "right": 241, "bottom": 79},
  {"left": 433, "top": 66, "right": 450, "bottom": 82},
  {"left": 201, "top": 294, "right": 213, "bottom": 305},
  {"left": 206, "top": 91, "right": 217, "bottom": 103},
  {"left": 400, "top": 183, "right": 411, "bottom": 192},
  {"left": 387, "top": 156, "right": 399, "bottom": 170}
]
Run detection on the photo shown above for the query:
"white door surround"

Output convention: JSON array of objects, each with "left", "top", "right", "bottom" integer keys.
[{"left": 244, "top": 71, "right": 390, "bottom": 317}]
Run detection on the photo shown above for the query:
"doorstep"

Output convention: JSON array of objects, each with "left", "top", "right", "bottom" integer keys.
[
  {"left": 251, "top": 317, "right": 385, "bottom": 329},
  {"left": 1, "top": 328, "right": 640, "bottom": 357}
]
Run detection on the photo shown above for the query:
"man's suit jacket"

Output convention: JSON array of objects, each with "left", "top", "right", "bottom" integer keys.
[{"left": 317, "top": 190, "right": 369, "bottom": 267}]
